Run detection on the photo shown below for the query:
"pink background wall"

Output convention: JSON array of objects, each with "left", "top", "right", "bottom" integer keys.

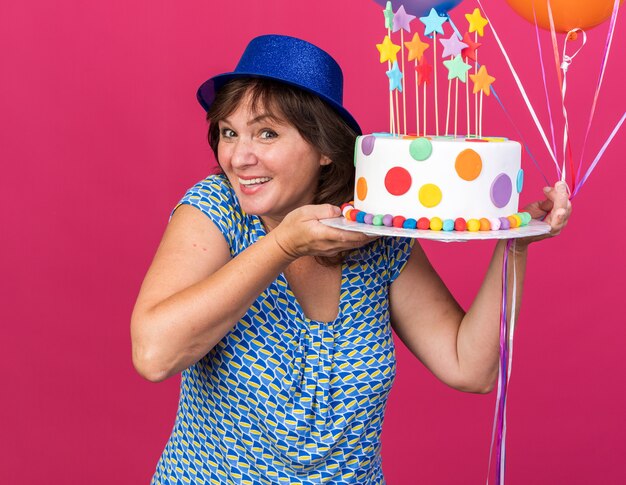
[{"left": 2, "top": 1, "right": 624, "bottom": 483}]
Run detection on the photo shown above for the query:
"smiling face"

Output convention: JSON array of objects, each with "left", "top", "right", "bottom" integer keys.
[{"left": 217, "top": 93, "right": 331, "bottom": 231}]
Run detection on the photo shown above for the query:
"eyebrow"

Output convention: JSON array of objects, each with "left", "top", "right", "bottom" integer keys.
[
  {"left": 221, "top": 113, "right": 284, "bottom": 127},
  {"left": 247, "top": 114, "right": 275, "bottom": 125}
]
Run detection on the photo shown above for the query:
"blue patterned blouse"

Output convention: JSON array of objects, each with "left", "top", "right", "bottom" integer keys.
[{"left": 151, "top": 175, "right": 414, "bottom": 485}]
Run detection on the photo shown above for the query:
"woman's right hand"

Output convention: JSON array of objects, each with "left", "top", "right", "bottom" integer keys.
[{"left": 271, "top": 204, "right": 378, "bottom": 260}]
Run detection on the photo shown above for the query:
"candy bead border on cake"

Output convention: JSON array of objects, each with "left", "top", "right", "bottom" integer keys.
[{"left": 340, "top": 202, "right": 532, "bottom": 232}]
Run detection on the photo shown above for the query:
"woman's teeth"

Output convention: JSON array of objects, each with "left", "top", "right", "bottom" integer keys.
[{"left": 239, "top": 177, "right": 272, "bottom": 186}]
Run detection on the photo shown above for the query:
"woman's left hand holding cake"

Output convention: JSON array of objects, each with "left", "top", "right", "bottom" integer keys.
[{"left": 517, "top": 181, "right": 572, "bottom": 248}]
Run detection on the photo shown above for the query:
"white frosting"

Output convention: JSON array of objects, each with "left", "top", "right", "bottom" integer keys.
[{"left": 354, "top": 135, "right": 522, "bottom": 221}]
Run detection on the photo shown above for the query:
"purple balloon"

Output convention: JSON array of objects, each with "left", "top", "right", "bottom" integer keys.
[{"left": 373, "top": 0, "right": 464, "bottom": 17}]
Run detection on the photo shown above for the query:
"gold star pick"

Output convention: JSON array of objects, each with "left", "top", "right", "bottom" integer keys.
[
  {"left": 465, "top": 8, "right": 489, "bottom": 37},
  {"left": 470, "top": 65, "right": 496, "bottom": 95},
  {"left": 404, "top": 33, "right": 430, "bottom": 62},
  {"left": 376, "top": 35, "right": 402, "bottom": 64}
]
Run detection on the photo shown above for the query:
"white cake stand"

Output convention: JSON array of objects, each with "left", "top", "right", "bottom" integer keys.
[{"left": 321, "top": 218, "right": 551, "bottom": 243}]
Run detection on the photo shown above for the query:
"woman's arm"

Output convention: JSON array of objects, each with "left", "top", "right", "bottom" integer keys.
[
  {"left": 131, "top": 203, "right": 374, "bottom": 382},
  {"left": 389, "top": 182, "right": 571, "bottom": 393}
]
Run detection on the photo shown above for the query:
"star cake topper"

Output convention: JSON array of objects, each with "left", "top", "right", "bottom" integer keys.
[
  {"left": 405, "top": 33, "right": 430, "bottom": 62},
  {"left": 461, "top": 32, "right": 482, "bottom": 61},
  {"left": 420, "top": 8, "right": 448, "bottom": 36},
  {"left": 470, "top": 65, "right": 496, "bottom": 95},
  {"left": 439, "top": 34, "right": 468, "bottom": 58},
  {"left": 443, "top": 55, "right": 472, "bottom": 82},
  {"left": 416, "top": 56, "right": 433, "bottom": 86},
  {"left": 387, "top": 61, "right": 404, "bottom": 91},
  {"left": 376, "top": 35, "right": 402, "bottom": 63},
  {"left": 465, "top": 8, "right": 489, "bottom": 37},
  {"left": 383, "top": 1, "right": 394, "bottom": 29},
  {"left": 393, "top": 5, "right": 416, "bottom": 33}
]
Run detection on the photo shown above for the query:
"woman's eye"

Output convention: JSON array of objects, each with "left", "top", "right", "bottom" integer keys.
[
  {"left": 220, "top": 128, "right": 236, "bottom": 138},
  {"left": 260, "top": 129, "right": 278, "bottom": 140}
]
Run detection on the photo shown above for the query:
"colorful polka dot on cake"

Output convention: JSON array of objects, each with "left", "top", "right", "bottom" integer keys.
[
  {"left": 491, "top": 173, "right": 513, "bottom": 208},
  {"left": 516, "top": 169, "right": 524, "bottom": 193},
  {"left": 385, "top": 167, "right": 412, "bottom": 196},
  {"left": 357, "top": 177, "right": 368, "bottom": 201},
  {"left": 418, "top": 184, "right": 442, "bottom": 208},
  {"left": 361, "top": 135, "right": 376, "bottom": 155},
  {"left": 409, "top": 137, "right": 433, "bottom": 161},
  {"left": 455, "top": 149, "right": 483, "bottom": 181}
]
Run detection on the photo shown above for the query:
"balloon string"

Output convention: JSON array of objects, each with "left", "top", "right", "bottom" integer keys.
[
  {"left": 562, "top": 26, "right": 587, "bottom": 187},
  {"left": 475, "top": 0, "right": 559, "bottom": 170},
  {"left": 577, "top": 0, "right": 622, "bottom": 183},
  {"left": 447, "top": 15, "right": 550, "bottom": 185},
  {"left": 492, "top": 85, "right": 551, "bottom": 186},
  {"left": 546, "top": 4, "right": 563, "bottom": 180},
  {"left": 487, "top": 239, "right": 515, "bottom": 485},
  {"left": 503, "top": 241, "right": 518, "bottom": 484},
  {"left": 573, "top": 111, "right": 626, "bottom": 196},
  {"left": 547, "top": 2, "right": 583, "bottom": 189},
  {"left": 532, "top": 3, "right": 558, "bottom": 159},
  {"left": 547, "top": 1, "right": 563, "bottom": 92}
]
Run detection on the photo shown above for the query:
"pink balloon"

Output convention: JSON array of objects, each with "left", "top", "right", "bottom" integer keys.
[{"left": 373, "top": 0, "right": 464, "bottom": 17}]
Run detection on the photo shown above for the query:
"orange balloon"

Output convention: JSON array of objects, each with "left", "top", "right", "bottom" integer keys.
[{"left": 504, "top": 0, "right": 623, "bottom": 33}]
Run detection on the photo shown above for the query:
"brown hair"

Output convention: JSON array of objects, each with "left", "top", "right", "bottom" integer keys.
[{"left": 206, "top": 78, "right": 358, "bottom": 207}]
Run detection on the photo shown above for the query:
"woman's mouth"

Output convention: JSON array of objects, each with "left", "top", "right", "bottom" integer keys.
[{"left": 238, "top": 177, "right": 272, "bottom": 187}]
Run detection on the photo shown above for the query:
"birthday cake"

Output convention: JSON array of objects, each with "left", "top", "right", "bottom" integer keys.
[
  {"left": 344, "top": 134, "right": 528, "bottom": 231},
  {"left": 343, "top": 4, "right": 531, "bottom": 232}
]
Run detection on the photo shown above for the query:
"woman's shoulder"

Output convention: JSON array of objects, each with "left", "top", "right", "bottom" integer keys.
[
  {"left": 174, "top": 173, "right": 260, "bottom": 253},
  {"left": 176, "top": 173, "right": 240, "bottom": 214},
  {"left": 184, "top": 173, "right": 234, "bottom": 202}
]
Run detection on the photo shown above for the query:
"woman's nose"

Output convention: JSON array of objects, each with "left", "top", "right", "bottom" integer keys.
[{"left": 230, "top": 138, "right": 258, "bottom": 168}]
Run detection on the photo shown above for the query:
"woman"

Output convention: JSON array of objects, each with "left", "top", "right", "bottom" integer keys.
[{"left": 131, "top": 35, "right": 570, "bottom": 484}]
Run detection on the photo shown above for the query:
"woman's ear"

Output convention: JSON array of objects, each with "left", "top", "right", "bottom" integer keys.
[{"left": 320, "top": 155, "right": 332, "bottom": 166}]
